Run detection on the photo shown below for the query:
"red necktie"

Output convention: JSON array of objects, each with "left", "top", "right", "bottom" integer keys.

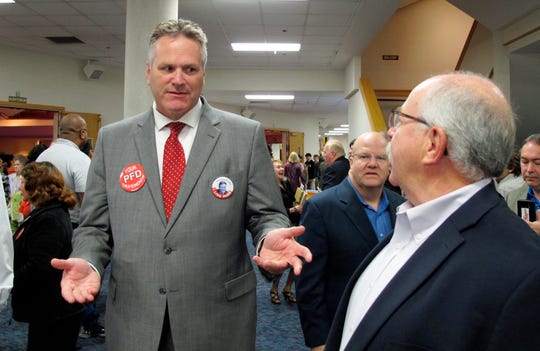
[{"left": 162, "top": 122, "right": 186, "bottom": 221}]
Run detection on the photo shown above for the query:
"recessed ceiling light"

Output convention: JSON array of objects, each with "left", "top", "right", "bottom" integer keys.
[
  {"left": 245, "top": 94, "right": 295, "bottom": 101},
  {"left": 232, "top": 43, "right": 300, "bottom": 52},
  {"left": 0, "top": 0, "right": 15, "bottom": 3}
]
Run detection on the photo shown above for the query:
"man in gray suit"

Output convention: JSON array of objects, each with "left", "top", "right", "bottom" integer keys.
[{"left": 51, "top": 19, "right": 311, "bottom": 351}]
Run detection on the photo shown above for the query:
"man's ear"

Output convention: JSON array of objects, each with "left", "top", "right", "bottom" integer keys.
[
  {"left": 423, "top": 126, "right": 447, "bottom": 164},
  {"left": 145, "top": 63, "right": 151, "bottom": 85}
]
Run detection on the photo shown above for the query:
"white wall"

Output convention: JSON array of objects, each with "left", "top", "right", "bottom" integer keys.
[
  {"left": 0, "top": 44, "right": 124, "bottom": 127},
  {"left": 0, "top": 45, "right": 323, "bottom": 155},
  {"left": 511, "top": 52, "right": 540, "bottom": 144}
]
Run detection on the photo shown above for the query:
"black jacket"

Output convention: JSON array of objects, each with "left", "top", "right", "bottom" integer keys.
[
  {"left": 322, "top": 156, "right": 350, "bottom": 190},
  {"left": 12, "top": 201, "right": 83, "bottom": 322}
]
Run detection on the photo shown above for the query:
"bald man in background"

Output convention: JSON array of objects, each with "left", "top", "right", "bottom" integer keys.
[{"left": 37, "top": 114, "right": 91, "bottom": 228}]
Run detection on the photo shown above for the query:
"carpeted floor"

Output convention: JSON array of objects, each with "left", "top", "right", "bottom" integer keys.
[{"left": 0, "top": 233, "right": 309, "bottom": 350}]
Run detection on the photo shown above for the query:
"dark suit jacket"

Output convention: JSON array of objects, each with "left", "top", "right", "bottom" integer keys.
[
  {"left": 296, "top": 178, "right": 405, "bottom": 347},
  {"left": 72, "top": 98, "right": 289, "bottom": 350},
  {"left": 326, "top": 183, "right": 540, "bottom": 351},
  {"left": 322, "top": 156, "right": 350, "bottom": 190},
  {"left": 12, "top": 202, "right": 83, "bottom": 322}
]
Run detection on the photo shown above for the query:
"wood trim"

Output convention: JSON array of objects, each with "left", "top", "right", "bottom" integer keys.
[
  {"left": 263, "top": 126, "right": 290, "bottom": 131},
  {"left": 0, "top": 101, "right": 65, "bottom": 112},
  {"left": 455, "top": 20, "right": 478, "bottom": 70},
  {"left": 360, "top": 78, "right": 387, "bottom": 131},
  {"left": 503, "top": 25, "right": 540, "bottom": 46},
  {"left": 374, "top": 90, "right": 411, "bottom": 98}
]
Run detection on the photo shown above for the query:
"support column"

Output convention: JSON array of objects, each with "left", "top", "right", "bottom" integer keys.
[
  {"left": 344, "top": 56, "right": 371, "bottom": 141},
  {"left": 124, "top": 0, "right": 178, "bottom": 118},
  {"left": 491, "top": 31, "right": 511, "bottom": 99}
]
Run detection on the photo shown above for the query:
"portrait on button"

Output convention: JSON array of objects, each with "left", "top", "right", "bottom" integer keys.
[{"left": 212, "top": 177, "right": 234, "bottom": 199}]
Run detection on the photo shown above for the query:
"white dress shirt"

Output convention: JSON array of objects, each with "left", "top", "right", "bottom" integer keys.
[
  {"left": 340, "top": 178, "right": 491, "bottom": 350},
  {"left": 153, "top": 99, "right": 201, "bottom": 181}
]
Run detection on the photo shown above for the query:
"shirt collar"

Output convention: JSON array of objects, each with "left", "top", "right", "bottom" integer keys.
[
  {"left": 346, "top": 176, "right": 389, "bottom": 212},
  {"left": 527, "top": 187, "right": 540, "bottom": 210},
  {"left": 394, "top": 178, "right": 491, "bottom": 243},
  {"left": 153, "top": 98, "right": 202, "bottom": 131},
  {"left": 54, "top": 138, "right": 81, "bottom": 150}
]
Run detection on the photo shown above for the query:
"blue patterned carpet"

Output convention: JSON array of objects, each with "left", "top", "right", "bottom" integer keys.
[{"left": 0, "top": 233, "right": 309, "bottom": 350}]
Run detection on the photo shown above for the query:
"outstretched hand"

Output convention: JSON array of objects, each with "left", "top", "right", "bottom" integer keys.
[
  {"left": 252, "top": 225, "right": 312, "bottom": 275},
  {"left": 51, "top": 258, "right": 101, "bottom": 304}
]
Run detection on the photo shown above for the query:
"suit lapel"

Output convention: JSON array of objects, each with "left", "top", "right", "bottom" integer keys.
[
  {"left": 342, "top": 183, "right": 500, "bottom": 351},
  {"left": 338, "top": 182, "right": 379, "bottom": 246},
  {"left": 344, "top": 228, "right": 464, "bottom": 350},
  {"left": 133, "top": 111, "right": 167, "bottom": 226},
  {"left": 167, "top": 100, "right": 221, "bottom": 228},
  {"left": 339, "top": 185, "right": 402, "bottom": 247},
  {"left": 326, "top": 235, "right": 388, "bottom": 351}
]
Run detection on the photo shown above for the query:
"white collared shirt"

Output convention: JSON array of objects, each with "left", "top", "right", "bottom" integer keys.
[
  {"left": 339, "top": 178, "right": 491, "bottom": 350},
  {"left": 153, "top": 99, "right": 202, "bottom": 182}
]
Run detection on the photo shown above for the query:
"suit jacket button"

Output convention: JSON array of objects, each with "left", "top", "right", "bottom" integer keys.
[
  {"left": 164, "top": 247, "right": 172, "bottom": 254},
  {"left": 159, "top": 288, "right": 167, "bottom": 295}
]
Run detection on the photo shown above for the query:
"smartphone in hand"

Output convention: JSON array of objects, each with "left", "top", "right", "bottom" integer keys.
[{"left": 517, "top": 200, "right": 536, "bottom": 222}]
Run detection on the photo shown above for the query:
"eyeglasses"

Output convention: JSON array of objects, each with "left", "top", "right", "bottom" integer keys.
[
  {"left": 350, "top": 153, "right": 388, "bottom": 164},
  {"left": 388, "top": 108, "right": 430, "bottom": 129}
]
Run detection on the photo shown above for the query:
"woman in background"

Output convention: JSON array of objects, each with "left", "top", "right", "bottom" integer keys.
[
  {"left": 284, "top": 151, "right": 306, "bottom": 195},
  {"left": 11, "top": 161, "right": 83, "bottom": 351},
  {"left": 269, "top": 159, "right": 301, "bottom": 304}
]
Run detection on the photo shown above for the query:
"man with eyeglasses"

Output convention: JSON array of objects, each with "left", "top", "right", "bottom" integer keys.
[
  {"left": 296, "top": 132, "right": 405, "bottom": 351},
  {"left": 324, "top": 72, "right": 540, "bottom": 351},
  {"left": 506, "top": 134, "right": 540, "bottom": 234}
]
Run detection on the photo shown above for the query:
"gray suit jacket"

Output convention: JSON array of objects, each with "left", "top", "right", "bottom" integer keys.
[
  {"left": 72, "top": 98, "right": 289, "bottom": 350},
  {"left": 505, "top": 183, "right": 529, "bottom": 214}
]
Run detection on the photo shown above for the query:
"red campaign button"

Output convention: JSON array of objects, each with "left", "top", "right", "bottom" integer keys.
[{"left": 119, "top": 163, "right": 146, "bottom": 192}]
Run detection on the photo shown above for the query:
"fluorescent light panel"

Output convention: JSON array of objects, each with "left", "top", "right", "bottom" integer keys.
[
  {"left": 232, "top": 43, "right": 300, "bottom": 52},
  {"left": 245, "top": 94, "right": 294, "bottom": 101},
  {"left": 0, "top": 0, "right": 15, "bottom": 3}
]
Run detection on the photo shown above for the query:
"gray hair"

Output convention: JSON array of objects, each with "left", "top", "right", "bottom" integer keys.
[
  {"left": 523, "top": 133, "right": 540, "bottom": 146},
  {"left": 326, "top": 139, "right": 345, "bottom": 157},
  {"left": 419, "top": 71, "right": 515, "bottom": 181},
  {"left": 148, "top": 19, "right": 208, "bottom": 68}
]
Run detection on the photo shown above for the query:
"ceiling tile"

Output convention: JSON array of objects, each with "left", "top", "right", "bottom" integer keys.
[
  {"left": 263, "top": 13, "right": 306, "bottom": 26},
  {"left": 24, "top": 2, "right": 80, "bottom": 16},
  {"left": 0, "top": 3, "right": 35, "bottom": 16},
  {"left": 6, "top": 15, "right": 55, "bottom": 26},
  {"left": 307, "top": 14, "right": 352, "bottom": 26},
  {"left": 304, "top": 25, "right": 348, "bottom": 36},
  {"left": 46, "top": 15, "right": 96, "bottom": 26},
  {"left": 69, "top": 1, "right": 123, "bottom": 15}
]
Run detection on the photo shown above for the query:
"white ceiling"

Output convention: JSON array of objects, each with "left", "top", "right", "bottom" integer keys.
[{"left": 0, "top": 0, "right": 538, "bottom": 117}]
